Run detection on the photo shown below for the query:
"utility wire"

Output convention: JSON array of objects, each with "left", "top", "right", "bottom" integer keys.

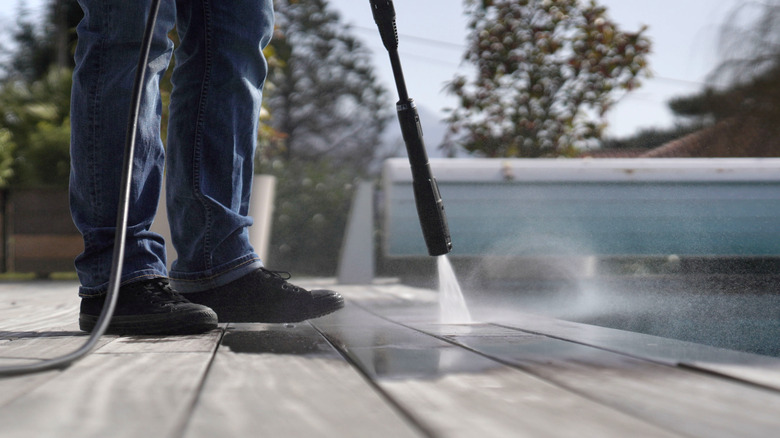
[
  {"left": 351, "top": 24, "right": 466, "bottom": 50},
  {"left": 352, "top": 25, "right": 713, "bottom": 88},
  {"left": 652, "top": 75, "right": 713, "bottom": 87}
]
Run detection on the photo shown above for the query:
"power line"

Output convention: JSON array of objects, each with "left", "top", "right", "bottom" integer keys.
[
  {"left": 351, "top": 25, "right": 466, "bottom": 50},
  {"left": 652, "top": 75, "right": 712, "bottom": 87},
  {"left": 350, "top": 24, "right": 714, "bottom": 88},
  {"left": 396, "top": 50, "right": 464, "bottom": 68}
]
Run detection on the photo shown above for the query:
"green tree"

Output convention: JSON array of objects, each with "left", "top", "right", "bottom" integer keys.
[
  {"left": 265, "top": 0, "right": 391, "bottom": 171},
  {"left": 0, "top": 0, "right": 81, "bottom": 187},
  {"left": 0, "top": 68, "right": 73, "bottom": 187},
  {"left": 445, "top": 0, "right": 651, "bottom": 157},
  {"left": 662, "top": 0, "right": 780, "bottom": 156},
  {"left": 2, "top": 0, "right": 80, "bottom": 82},
  {"left": 0, "top": 129, "right": 16, "bottom": 187},
  {"left": 670, "top": 1, "right": 780, "bottom": 124}
]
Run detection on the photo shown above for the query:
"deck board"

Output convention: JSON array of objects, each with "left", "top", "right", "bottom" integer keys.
[
  {"left": 0, "top": 350, "right": 215, "bottom": 438},
  {"left": 493, "top": 312, "right": 780, "bottom": 391},
  {"left": 0, "top": 282, "right": 79, "bottom": 335},
  {"left": 183, "top": 322, "right": 423, "bottom": 438},
  {"left": 95, "top": 330, "right": 221, "bottom": 354},
  {"left": 312, "top": 304, "right": 681, "bottom": 438},
  {"left": 407, "top": 322, "right": 780, "bottom": 438},
  {"left": 0, "top": 333, "right": 113, "bottom": 360},
  {"left": 0, "top": 360, "right": 62, "bottom": 408}
]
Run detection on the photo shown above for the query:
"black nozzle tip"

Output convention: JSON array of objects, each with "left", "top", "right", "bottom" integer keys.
[{"left": 427, "top": 240, "right": 453, "bottom": 257}]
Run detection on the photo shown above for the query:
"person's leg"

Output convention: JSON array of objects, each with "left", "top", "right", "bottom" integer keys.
[
  {"left": 70, "top": 0, "right": 174, "bottom": 296},
  {"left": 165, "top": 0, "right": 343, "bottom": 322},
  {"left": 166, "top": 0, "right": 273, "bottom": 291},
  {"left": 70, "top": 0, "right": 217, "bottom": 334}
]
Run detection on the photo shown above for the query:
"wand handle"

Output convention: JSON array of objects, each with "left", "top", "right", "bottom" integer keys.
[{"left": 370, "top": 0, "right": 452, "bottom": 256}]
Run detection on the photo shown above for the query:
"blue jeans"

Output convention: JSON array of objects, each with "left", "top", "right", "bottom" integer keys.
[{"left": 70, "top": 0, "right": 273, "bottom": 296}]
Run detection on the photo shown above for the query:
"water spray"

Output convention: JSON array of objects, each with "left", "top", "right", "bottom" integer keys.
[{"left": 370, "top": 0, "right": 452, "bottom": 257}]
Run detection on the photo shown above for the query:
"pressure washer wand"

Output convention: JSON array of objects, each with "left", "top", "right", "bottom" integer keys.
[{"left": 370, "top": 0, "right": 452, "bottom": 256}]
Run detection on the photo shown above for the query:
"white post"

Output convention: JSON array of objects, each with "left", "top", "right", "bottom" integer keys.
[
  {"left": 151, "top": 178, "right": 175, "bottom": 270},
  {"left": 249, "top": 175, "right": 276, "bottom": 264},
  {"left": 337, "top": 180, "right": 375, "bottom": 284}
]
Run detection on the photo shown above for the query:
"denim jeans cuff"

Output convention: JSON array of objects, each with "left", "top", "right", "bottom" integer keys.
[
  {"left": 169, "top": 256, "right": 263, "bottom": 293},
  {"left": 78, "top": 271, "right": 168, "bottom": 298}
]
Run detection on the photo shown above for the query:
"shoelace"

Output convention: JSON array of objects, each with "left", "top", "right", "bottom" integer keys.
[
  {"left": 140, "top": 279, "right": 190, "bottom": 304},
  {"left": 259, "top": 269, "right": 302, "bottom": 292}
]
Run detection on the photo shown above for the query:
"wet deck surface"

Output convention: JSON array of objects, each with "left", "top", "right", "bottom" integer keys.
[{"left": 2, "top": 279, "right": 780, "bottom": 437}]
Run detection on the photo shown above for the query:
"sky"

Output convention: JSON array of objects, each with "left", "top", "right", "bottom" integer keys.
[{"left": 0, "top": 0, "right": 744, "bottom": 139}]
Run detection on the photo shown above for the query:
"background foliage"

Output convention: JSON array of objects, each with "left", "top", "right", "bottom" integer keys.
[
  {"left": 445, "top": 0, "right": 651, "bottom": 157},
  {"left": 0, "top": 0, "right": 78, "bottom": 188},
  {"left": 257, "top": 159, "right": 358, "bottom": 275},
  {"left": 259, "top": 0, "right": 390, "bottom": 274},
  {"left": 264, "top": 0, "right": 391, "bottom": 171},
  {"left": 669, "top": 1, "right": 780, "bottom": 130}
]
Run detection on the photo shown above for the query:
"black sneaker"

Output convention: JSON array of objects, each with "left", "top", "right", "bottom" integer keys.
[
  {"left": 79, "top": 278, "right": 218, "bottom": 335},
  {"left": 183, "top": 268, "right": 345, "bottom": 323}
]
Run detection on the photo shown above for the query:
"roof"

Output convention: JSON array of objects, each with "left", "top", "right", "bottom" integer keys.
[{"left": 593, "top": 117, "right": 780, "bottom": 158}]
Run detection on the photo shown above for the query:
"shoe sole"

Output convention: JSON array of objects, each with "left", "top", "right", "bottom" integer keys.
[
  {"left": 79, "top": 309, "right": 218, "bottom": 335},
  {"left": 210, "top": 293, "right": 345, "bottom": 323}
]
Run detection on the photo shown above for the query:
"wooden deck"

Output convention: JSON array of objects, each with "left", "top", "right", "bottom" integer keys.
[{"left": 2, "top": 279, "right": 780, "bottom": 437}]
